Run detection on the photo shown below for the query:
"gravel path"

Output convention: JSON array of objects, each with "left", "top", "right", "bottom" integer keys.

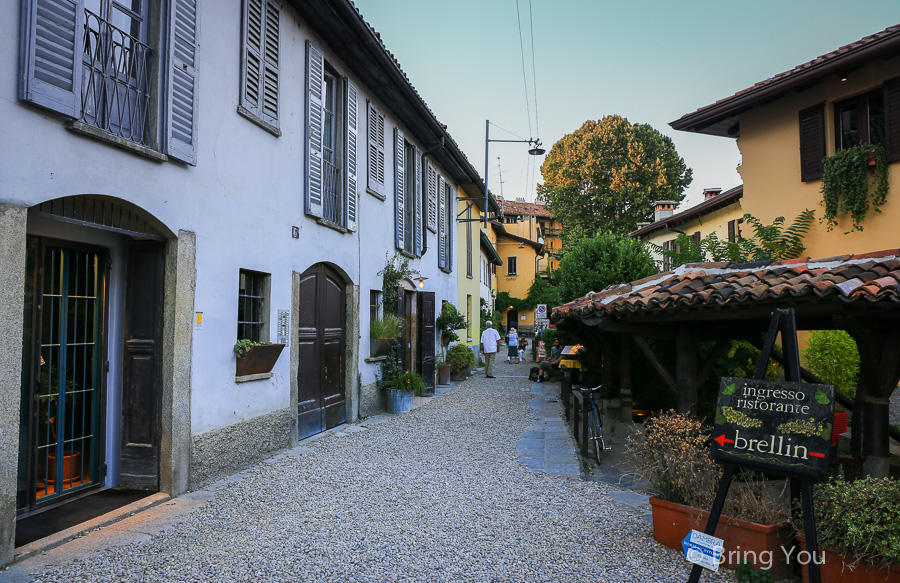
[{"left": 28, "top": 373, "right": 735, "bottom": 583}]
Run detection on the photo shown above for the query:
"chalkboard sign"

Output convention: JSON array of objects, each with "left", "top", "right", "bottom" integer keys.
[{"left": 713, "top": 377, "right": 835, "bottom": 477}]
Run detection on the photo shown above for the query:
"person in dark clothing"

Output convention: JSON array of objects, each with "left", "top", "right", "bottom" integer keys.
[{"left": 538, "top": 338, "right": 562, "bottom": 382}]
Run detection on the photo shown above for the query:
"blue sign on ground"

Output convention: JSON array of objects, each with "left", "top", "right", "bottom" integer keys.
[{"left": 682, "top": 530, "right": 723, "bottom": 572}]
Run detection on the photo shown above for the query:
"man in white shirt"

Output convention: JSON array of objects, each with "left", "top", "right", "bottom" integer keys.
[{"left": 480, "top": 320, "right": 502, "bottom": 378}]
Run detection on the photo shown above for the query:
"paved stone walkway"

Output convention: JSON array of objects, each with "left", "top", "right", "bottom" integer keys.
[{"left": 2, "top": 358, "right": 735, "bottom": 583}]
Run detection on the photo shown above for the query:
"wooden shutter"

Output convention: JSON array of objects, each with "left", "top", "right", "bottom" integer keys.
[
  {"left": 437, "top": 175, "right": 446, "bottom": 269},
  {"left": 426, "top": 163, "right": 437, "bottom": 232},
  {"left": 346, "top": 79, "right": 359, "bottom": 231},
  {"left": 305, "top": 41, "right": 325, "bottom": 218},
  {"left": 241, "top": 0, "right": 279, "bottom": 126},
  {"left": 367, "top": 102, "right": 386, "bottom": 197},
  {"left": 727, "top": 220, "right": 736, "bottom": 243},
  {"left": 414, "top": 146, "right": 423, "bottom": 256},
  {"left": 19, "top": 0, "right": 84, "bottom": 118},
  {"left": 167, "top": 0, "right": 199, "bottom": 165},
  {"left": 444, "top": 182, "right": 453, "bottom": 272},
  {"left": 884, "top": 76, "right": 900, "bottom": 163},
  {"left": 394, "top": 128, "right": 406, "bottom": 251},
  {"left": 692, "top": 231, "right": 701, "bottom": 249},
  {"left": 798, "top": 103, "right": 825, "bottom": 182}
]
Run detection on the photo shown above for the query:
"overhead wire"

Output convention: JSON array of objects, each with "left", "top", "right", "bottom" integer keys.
[{"left": 515, "top": 0, "right": 533, "bottom": 141}]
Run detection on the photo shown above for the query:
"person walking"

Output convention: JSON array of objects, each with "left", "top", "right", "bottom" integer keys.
[
  {"left": 506, "top": 327, "right": 519, "bottom": 364},
  {"left": 480, "top": 320, "right": 501, "bottom": 378}
]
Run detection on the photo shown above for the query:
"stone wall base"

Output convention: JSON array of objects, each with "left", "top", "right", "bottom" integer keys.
[
  {"left": 359, "top": 382, "right": 384, "bottom": 418},
  {"left": 189, "top": 407, "right": 293, "bottom": 490}
]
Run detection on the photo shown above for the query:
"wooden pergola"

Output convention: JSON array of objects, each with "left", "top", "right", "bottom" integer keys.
[{"left": 552, "top": 251, "right": 900, "bottom": 478}]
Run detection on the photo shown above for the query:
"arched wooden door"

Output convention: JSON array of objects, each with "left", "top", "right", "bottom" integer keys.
[{"left": 297, "top": 264, "right": 347, "bottom": 439}]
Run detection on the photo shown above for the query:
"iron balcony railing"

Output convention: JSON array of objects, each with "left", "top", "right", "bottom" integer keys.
[
  {"left": 322, "top": 158, "right": 343, "bottom": 225},
  {"left": 80, "top": 10, "right": 154, "bottom": 147}
]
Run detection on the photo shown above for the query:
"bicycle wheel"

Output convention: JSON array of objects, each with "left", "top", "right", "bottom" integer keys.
[{"left": 589, "top": 405, "right": 604, "bottom": 463}]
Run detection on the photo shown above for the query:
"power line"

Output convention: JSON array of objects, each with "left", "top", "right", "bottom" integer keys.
[
  {"left": 528, "top": 0, "right": 540, "bottom": 140},
  {"left": 515, "top": 0, "right": 533, "bottom": 140}
]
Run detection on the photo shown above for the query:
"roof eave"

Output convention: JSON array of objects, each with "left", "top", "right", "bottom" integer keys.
[{"left": 671, "top": 29, "right": 900, "bottom": 136}]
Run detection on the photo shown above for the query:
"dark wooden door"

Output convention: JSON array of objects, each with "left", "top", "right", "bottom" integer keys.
[
  {"left": 120, "top": 242, "right": 164, "bottom": 489},
  {"left": 418, "top": 292, "right": 435, "bottom": 395},
  {"left": 297, "top": 264, "right": 346, "bottom": 439}
]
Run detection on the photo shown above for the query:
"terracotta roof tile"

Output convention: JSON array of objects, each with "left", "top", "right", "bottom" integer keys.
[
  {"left": 852, "top": 249, "right": 900, "bottom": 260},
  {"left": 499, "top": 200, "right": 553, "bottom": 219},
  {"left": 550, "top": 249, "right": 900, "bottom": 324}
]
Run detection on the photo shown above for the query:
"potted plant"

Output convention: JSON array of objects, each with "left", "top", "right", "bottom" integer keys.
[
  {"left": 629, "top": 410, "right": 796, "bottom": 580},
  {"left": 234, "top": 339, "right": 285, "bottom": 376},
  {"left": 796, "top": 475, "right": 900, "bottom": 583},
  {"left": 385, "top": 370, "right": 425, "bottom": 414},
  {"left": 436, "top": 303, "right": 468, "bottom": 381},
  {"left": 370, "top": 314, "right": 402, "bottom": 358},
  {"left": 446, "top": 343, "right": 476, "bottom": 381}
]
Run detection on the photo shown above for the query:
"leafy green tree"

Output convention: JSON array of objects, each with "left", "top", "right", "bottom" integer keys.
[
  {"left": 525, "top": 274, "right": 560, "bottom": 309},
  {"left": 538, "top": 115, "right": 692, "bottom": 239},
  {"left": 553, "top": 233, "right": 658, "bottom": 304}
]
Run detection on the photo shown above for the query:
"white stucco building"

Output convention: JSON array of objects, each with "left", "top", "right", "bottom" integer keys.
[{"left": 0, "top": 0, "right": 488, "bottom": 563}]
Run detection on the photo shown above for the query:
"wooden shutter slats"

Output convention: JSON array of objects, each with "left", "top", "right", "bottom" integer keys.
[
  {"left": 437, "top": 175, "right": 446, "bottom": 269},
  {"left": 414, "top": 146, "right": 422, "bottom": 256},
  {"left": 346, "top": 79, "right": 358, "bottom": 231},
  {"left": 395, "top": 128, "right": 406, "bottom": 251},
  {"left": 305, "top": 40, "right": 324, "bottom": 218},
  {"left": 798, "top": 103, "right": 825, "bottom": 182},
  {"left": 20, "top": 0, "right": 85, "bottom": 118},
  {"left": 884, "top": 76, "right": 900, "bottom": 163},
  {"left": 426, "top": 163, "right": 437, "bottom": 232},
  {"left": 167, "top": 0, "right": 200, "bottom": 165},
  {"left": 367, "top": 102, "right": 385, "bottom": 197}
]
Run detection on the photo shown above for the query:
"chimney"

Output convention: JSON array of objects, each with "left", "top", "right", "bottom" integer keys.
[
  {"left": 653, "top": 201, "right": 677, "bottom": 222},
  {"left": 635, "top": 221, "right": 652, "bottom": 230},
  {"left": 515, "top": 197, "right": 526, "bottom": 203},
  {"left": 703, "top": 188, "right": 722, "bottom": 200}
]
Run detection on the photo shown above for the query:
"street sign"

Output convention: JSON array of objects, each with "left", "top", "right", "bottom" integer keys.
[
  {"left": 713, "top": 377, "right": 835, "bottom": 477},
  {"left": 536, "top": 304, "right": 547, "bottom": 315},
  {"left": 682, "top": 530, "right": 723, "bottom": 572}
]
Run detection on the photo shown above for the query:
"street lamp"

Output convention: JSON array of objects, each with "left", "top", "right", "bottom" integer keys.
[{"left": 483, "top": 120, "right": 545, "bottom": 227}]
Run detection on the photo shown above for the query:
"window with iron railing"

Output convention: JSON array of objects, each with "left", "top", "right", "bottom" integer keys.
[
  {"left": 237, "top": 270, "right": 270, "bottom": 342},
  {"left": 81, "top": 5, "right": 154, "bottom": 147}
]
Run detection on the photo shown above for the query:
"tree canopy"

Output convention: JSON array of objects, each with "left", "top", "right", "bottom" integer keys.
[
  {"left": 538, "top": 115, "right": 692, "bottom": 239},
  {"left": 552, "top": 233, "right": 658, "bottom": 304}
]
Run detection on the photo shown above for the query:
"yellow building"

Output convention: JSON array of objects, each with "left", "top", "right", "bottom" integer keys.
[
  {"left": 456, "top": 187, "right": 502, "bottom": 348},
  {"left": 498, "top": 198, "right": 562, "bottom": 272},
  {"left": 631, "top": 186, "right": 744, "bottom": 268},
  {"left": 492, "top": 222, "right": 544, "bottom": 333},
  {"left": 671, "top": 24, "right": 900, "bottom": 258}
]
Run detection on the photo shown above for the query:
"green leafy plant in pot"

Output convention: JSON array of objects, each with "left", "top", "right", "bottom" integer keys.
[
  {"left": 370, "top": 314, "right": 402, "bottom": 358},
  {"left": 446, "top": 343, "right": 476, "bottom": 380},
  {"left": 385, "top": 370, "right": 425, "bottom": 414},
  {"left": 233, "top": 339, "right": 285, "bottom": 376}
]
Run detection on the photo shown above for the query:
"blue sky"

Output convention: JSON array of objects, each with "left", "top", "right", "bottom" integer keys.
[{"left": 352, "top": 0, "right": 900, "bottom": 210}]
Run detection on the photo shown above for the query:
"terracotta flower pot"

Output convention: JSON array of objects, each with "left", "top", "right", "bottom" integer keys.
[
  {"left": 832, "top": 411, "right": 849, "bottom": 446},
  {"left": 48, "top": 450, "right": 82, "bottom": 485},
  {"left": 438, "top": 364, "right": 451, "bottom": 386},
  {"left": 649, "top": 496, "right": 795, "bottom": 580},
  {"left": 798, "top": 533, "right": 900, "bottom": 583}
]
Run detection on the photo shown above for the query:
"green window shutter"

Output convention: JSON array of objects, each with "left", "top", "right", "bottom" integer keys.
[
  {"left": 367, "top": 102, "right": 385, "bottom": 197},
  {"left": 167, "top": 0, "right": 200, "bottom": 165},
  {"left": 346, "top": 79, "right": 359, "bottom": 231},
  {"left": 19, "top": 0, "right": 85, "bottom": 118},
  {"left": 305, "top": 40, "right": 324, "bottom": 218},
  {"left": 394, "top": 127, "right": 406, "bottom": 251}
]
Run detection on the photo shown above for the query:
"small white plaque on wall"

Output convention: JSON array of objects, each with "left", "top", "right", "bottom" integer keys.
[{"left": 277, "top": 310, "right": 290, "bottom": 345}]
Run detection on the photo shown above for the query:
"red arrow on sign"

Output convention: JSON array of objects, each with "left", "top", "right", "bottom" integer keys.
[
  {"left": 714, "top": 434, "right": 734, "bottom": 447},
  {"left": 809, "top": 452, "right": 825, "bottom": 458}
]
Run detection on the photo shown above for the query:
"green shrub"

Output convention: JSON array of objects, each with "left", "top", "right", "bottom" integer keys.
[
  {"left": 436, "top": 302, "right": 467, "bottom": 343},
  {"left": 394, "top": 370, "right": 426, "bottom": 396},
  {"left": 802, "top": 330, "right": 859, "bottom": 399},
  {"left": 446, "top": 343, "right": 476, "bottom": 373},
  {"left": 802, "top": 476, "right": 900, "bottom": 570}
]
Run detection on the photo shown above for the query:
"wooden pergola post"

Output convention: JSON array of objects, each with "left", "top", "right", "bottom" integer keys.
[
  {"left": 619, "top": 339, "right": 632, "bottom": 423},
  {"left": 676, "top": 326, "right": 699, "bottom": 415}
]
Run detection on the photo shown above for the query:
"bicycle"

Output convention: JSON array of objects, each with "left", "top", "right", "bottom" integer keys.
[{"left": 581, "top": 385, "right": 611, "bottom": 462}]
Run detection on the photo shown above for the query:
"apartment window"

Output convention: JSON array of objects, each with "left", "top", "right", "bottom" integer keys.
[
  {"left": 369, "top": 290, "right": 382, "bottom": 356},
  {"left": 504, "top": 215, "right": 518, "bottom": 224},
  {"left": 507, "top": 256, "right": 517, "bottom": 276},
  {"left": 237, "top": 270, "right": 270, "bottom": 342},
  {"left": 20, "top": 0, "right": 199, "bottom": 163},
  {"left": 466, "top": 207, "right": 473, "bottom": 278},
  {"left": 836, "top": 90, "right": 885, "bottom": 151},
  {"left": 394, "top": 133, "right": 422, "bottom": 255},
  {"left": 240, "top": 0, "right": 280, "bottom": 133},
  {"left": 306, "top": 41, "right": 358, "bottom": 230},
  {"left": 727, "top": 218, "right": 744, "bottom": 243},
  {"left": 662, "top": 239, "right": 677, "bottom": 271},
  {"left": 366, "top": 102, "right": 386, "bottom": 198},
  {"left": 426, "top": 164, "right": 438, "bottom": 232}
]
